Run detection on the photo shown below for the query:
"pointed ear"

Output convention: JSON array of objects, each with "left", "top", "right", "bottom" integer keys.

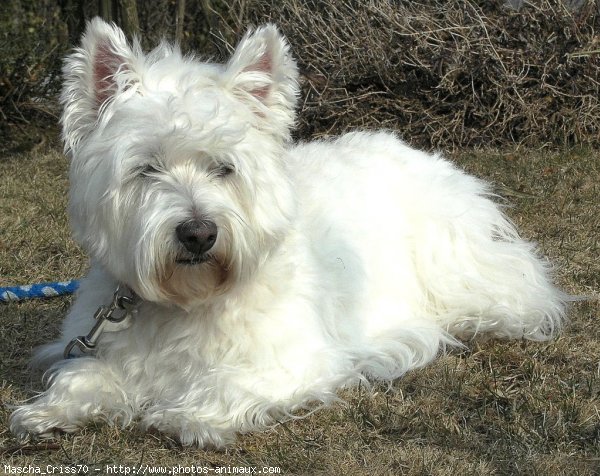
[
  {"left": 223, "top": 25, "right": 299, "bottom": 135},
  {"left": 61, "top": 17, "right": 141, "bottom": 152}
]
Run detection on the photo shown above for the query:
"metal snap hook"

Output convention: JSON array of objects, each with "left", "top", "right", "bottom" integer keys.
[{"left": 63, "top": 285, "right": 140, "bottom": 359}]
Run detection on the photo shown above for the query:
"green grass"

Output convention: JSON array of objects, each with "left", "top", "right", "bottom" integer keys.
[{"left": 1, "top": 146, "right": 598, "bottom": 475}]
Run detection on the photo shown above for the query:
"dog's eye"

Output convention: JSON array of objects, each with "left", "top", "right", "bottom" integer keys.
[
  {"left": 137, "top": 164, "right": 161, "bottom": 178},
  {"left": 213, "top": 164, "right": 235, "bottom": 178}
]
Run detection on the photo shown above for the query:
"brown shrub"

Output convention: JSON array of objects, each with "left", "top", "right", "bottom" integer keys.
[
  {"left": 216, "top": 0, "right": 600, "bottom": 149},
  {"left": 0, "top": 2, "right": 67, "bottom": 146},
  {"left": 2, "top": 0, "right": 599, "bottom": 150}
]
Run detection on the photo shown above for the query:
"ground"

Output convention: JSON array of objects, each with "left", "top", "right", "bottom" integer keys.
[{"left": 0, "top": 144, "right": 598, "bottom": 475}]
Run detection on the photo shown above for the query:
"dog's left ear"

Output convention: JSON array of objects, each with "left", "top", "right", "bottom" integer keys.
[{"left": 224, "top": 25, "right": 299, "bottom": 135}]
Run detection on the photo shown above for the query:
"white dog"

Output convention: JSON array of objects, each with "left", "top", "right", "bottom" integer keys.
[{"left": 10, "top": 18, "right": 567, "bottom": 447}]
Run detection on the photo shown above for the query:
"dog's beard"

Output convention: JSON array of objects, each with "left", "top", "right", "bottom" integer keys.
[
  {"left": 157, "top": 253, "right": 233, "bottom": 308},
  {"left": 119, "top": 229, "right": 237, "bottom": 308}
]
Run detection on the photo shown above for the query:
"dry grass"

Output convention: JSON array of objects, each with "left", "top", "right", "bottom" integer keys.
[{"left": 0, "top": 145, "right": 598, "bottom": 475}]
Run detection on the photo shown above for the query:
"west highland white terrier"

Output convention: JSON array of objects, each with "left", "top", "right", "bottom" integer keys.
[{"left": 10, "top": 18, "right": 567, "bottom": 447}]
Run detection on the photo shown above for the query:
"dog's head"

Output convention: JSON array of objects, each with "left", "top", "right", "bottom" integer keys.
[{"left": 62, "top": 18, "right": 299, "bottom": 307}]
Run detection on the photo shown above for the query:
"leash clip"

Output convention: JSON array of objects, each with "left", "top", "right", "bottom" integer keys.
[{"left": 64, "top": 284, "right": 140, "bottom": 359}]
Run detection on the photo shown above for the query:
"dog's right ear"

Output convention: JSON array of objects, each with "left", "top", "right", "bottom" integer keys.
[{"left": 61, "top": 17, "right": 141, "bottom": 153}]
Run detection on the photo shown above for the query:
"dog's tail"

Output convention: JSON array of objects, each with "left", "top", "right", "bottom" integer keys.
[{"left": 412, "top": 171, "right": 571, "bottom": 341}]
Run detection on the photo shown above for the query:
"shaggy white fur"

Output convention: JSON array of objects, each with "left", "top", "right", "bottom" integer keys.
[{"left": 10, "top": 18, "right": 567, "bottom": 447}]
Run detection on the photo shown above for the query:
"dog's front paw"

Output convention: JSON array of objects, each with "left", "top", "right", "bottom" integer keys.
[
  {"left": 141, "top": 410, "right": 236, "bottom": 448},
  {"left": 9, "top": 403, "right": 81, "bottom": 443}
]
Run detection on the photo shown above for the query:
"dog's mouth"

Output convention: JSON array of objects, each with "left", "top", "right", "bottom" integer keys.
[{"left": 175, "top": 254, "right": 211, "bottom": 266}]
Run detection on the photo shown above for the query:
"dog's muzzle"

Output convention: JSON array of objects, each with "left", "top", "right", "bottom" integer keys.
[{"left": 176, "top": 219, "right": 217, "bottom": 264}]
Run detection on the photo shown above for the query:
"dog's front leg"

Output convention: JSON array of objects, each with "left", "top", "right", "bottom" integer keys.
[{"left": 9, "top": 356, "right": 134, "bottom": 442}]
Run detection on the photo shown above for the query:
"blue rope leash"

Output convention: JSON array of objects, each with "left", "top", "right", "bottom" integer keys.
[{"left": 0, "top": 280, "right": 80, "bottom": 303}]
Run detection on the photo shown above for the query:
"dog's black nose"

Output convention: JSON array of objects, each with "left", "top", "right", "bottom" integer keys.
[{"left": 176, "top": 219, "right": 218, "bottom": 256}]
